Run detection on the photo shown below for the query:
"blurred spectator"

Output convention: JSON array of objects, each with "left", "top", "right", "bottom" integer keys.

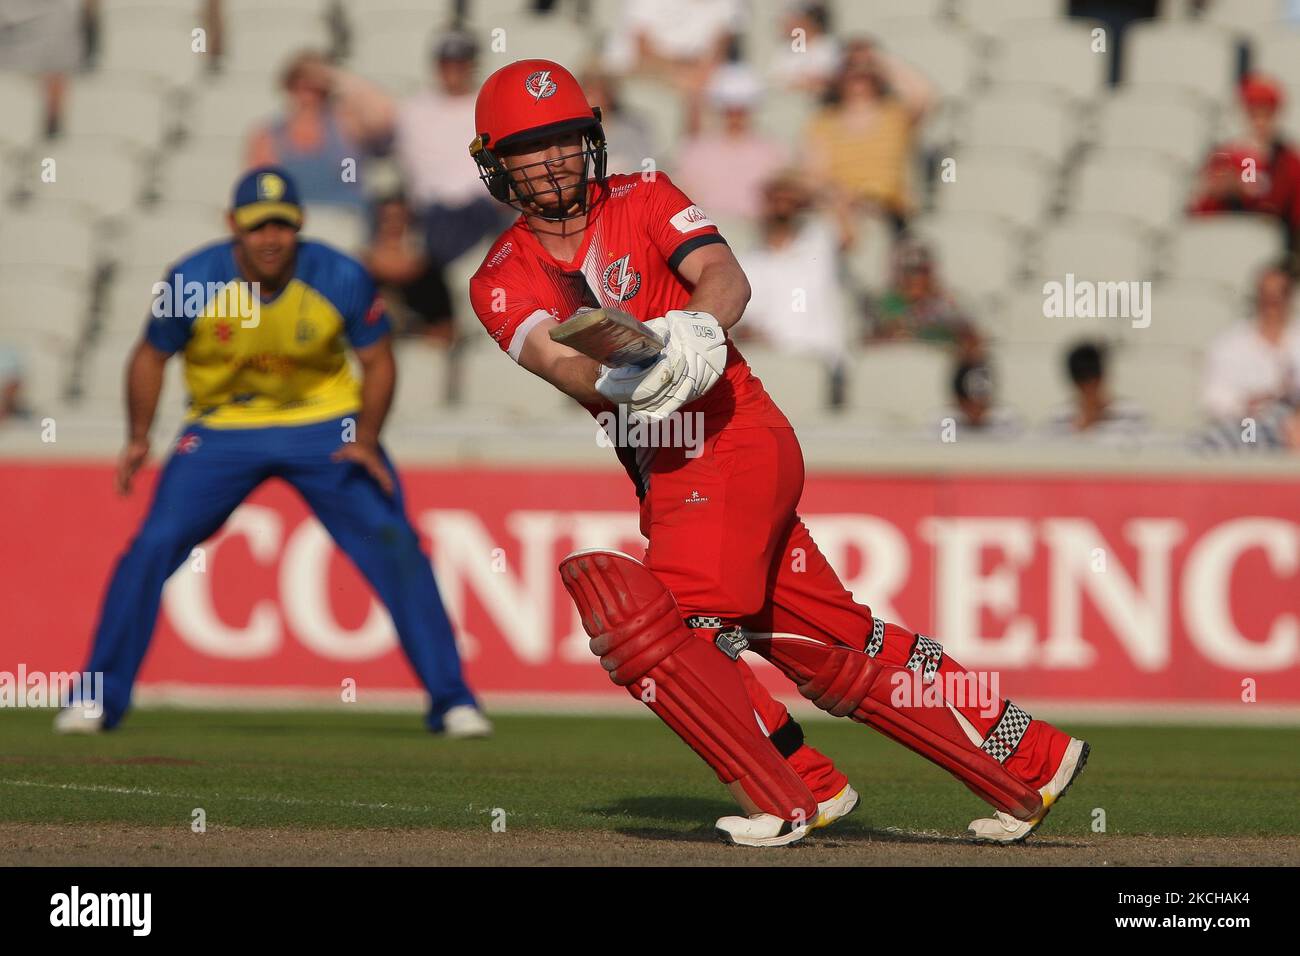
[
  {"left": 1044, "top": 341, "right": 1147, "bottom": 438},
  {"left": 867, "top": 239, "right": 981, "bottom": 359},
  {"left": 676, "top": 65, "right": 789, "bottom": 221},
  {"left": 770, "top": 0, "right": 840, "bottom": 96},
  {"left": 394, "top": 30, "right": 508, "bottom": 267},
  {"left": 0, "top": 0, "right": 82, "bottom": 136},
  {"left": 1202, "top": 265, "right": 1300, "bottom": 421},
  {"left": 580, "top": 66, "right": 657, "bottom": 174},
  {"left": 1195, "top": 398, "right": 1300, "bottom": 454},
  {"left": 735, "top": 171, "right": 851, "bottom": 386},
  {"left": 0, "top": 345, "right": 28, "bottom": 423},
  {"left": 1189, "top": 76, "right": 1300, "bottom": 251},
  {"left": 603, "top": 0, "right": 741, "bottom": 92},
  {"left": 363, "top": 195, "right": 454, "bottom": 345},
  {"left": 245, "top": 50, "right": 394, "bottom": 209},
  {"left": 940, "top": 360, "right": 1021, "bottom": 438},
  {"left": 804, "top": 39, "right": 934, "bottom": 228}
]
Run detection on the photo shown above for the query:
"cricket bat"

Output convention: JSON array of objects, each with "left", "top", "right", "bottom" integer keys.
[{"left": 549, "top": 307, "right": 665, "bottom": 368}]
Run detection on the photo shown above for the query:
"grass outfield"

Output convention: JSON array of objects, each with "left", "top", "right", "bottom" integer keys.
[{"left": 1, "top": 709, "right": 1297, "bottom": 864}]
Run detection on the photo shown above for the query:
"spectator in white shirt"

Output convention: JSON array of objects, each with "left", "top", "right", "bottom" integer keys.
[
  {"left": 1202, "top": 265, "right": 1300, "bottom": 422},
  {"left": 603, "top": 0, "right": 743, "bottom": 92},
  {"left": 395, "top": 30, "right": 509, "bottom": 266},
  {"left": 735, "top": 171, "right": 851, "bottom": 392},
  {"left": 676, "top": 65, "right": 790, "bottom": 222},
  {"left": 770, "top": 0, "right": 841, "bottom": 96}
]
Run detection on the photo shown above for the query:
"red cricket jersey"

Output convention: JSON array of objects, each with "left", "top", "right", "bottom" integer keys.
[{"left": 469, "top": 172, "right": 790, "bottom": 491}]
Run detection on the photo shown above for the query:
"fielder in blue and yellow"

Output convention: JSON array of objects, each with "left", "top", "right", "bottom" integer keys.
[{"left": 57, "top": 167, "right": 490, "bottom": 738}]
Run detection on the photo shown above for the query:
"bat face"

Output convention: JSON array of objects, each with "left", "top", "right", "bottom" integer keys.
[{"left": 549, "top": 308, "right": 666, "bottom": 368}]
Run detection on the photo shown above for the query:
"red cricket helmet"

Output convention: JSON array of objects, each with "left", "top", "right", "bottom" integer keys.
[{"left": 469, "top": 59, "right": 608, "bottom": 221}]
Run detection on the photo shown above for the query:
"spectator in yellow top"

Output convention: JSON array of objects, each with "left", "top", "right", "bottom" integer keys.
[{"left": 803, "top": 38, "right": 934, "bottom": 229}]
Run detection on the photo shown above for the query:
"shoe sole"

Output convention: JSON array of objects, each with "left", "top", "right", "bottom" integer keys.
[
  {"left": 970, "top": 740, "right": 1091, "bottom": 845},
  {"left": 715, "top": 822, "right": 811, "bottom": 848}
]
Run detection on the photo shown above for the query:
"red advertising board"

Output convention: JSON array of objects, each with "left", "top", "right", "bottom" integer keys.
[{"left": 3, "top": 463, "right": 1298, "bottom": 710}]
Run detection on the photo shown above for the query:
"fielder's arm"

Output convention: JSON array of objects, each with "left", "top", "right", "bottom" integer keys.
[
  {"left": 352, "top": 337, "right": 396, "bottom": 448},
  {"left": 674, "top": 240, "right": 752, "bottom": 332},
  {"left": 125, "top": 340, "right": 169, "bottom": 442},
  {"left": 117, "top": 340, "right": 170, "bottom": 494},
  {"left": 518, "top": 318, "right": 608, "bottom": 406}
]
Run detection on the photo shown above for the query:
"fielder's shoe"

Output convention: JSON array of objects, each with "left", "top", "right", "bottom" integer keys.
[
  {"left": 715, "top": 812, "right": 812, "bottom": 848},
  {"left": 440, "top": 705, "right": 493, "bottom": 739},
  {"left": 967, "top": 737, "right": 1090, "bottom": 844},
  {"left": 53, "top": 702, "right": 105, "bottom": 735},
  {"left": 811, "top": 783, "right": 860, "bottom": 831}
]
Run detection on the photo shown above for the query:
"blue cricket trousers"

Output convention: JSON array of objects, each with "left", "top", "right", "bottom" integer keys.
[{"left": 82, "top": 416, "right": 477, "bottom": 729}]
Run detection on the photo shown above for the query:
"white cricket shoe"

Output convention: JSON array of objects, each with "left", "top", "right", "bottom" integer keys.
[
  {"left": 967, "top": 738, "right": 1090, "bottom": 844},
  {"left": 440, "top": 705, "right": 492, "bottom": 739},
  {"left": 715, "top": 812, "right": 811, "bottom": 847},
  {"left": 53, "top": 702, "right": 105, "bottom": 735},
  {"left": 811, "top": 784, "right": 860, "bottom": 831}
]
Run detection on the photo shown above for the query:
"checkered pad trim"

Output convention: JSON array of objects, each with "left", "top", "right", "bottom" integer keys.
[
  {"left": 981, "top": 701, "right": 1032, "bottom": 764},
  {"left": 685, "top": 615, "right": 725, "bottom": 629},
  {"left": 866, "top": 618, "right": 885, "bottom": 657},
  {"left": 906, "top": 635, "right": 944, "bottom": 683}
]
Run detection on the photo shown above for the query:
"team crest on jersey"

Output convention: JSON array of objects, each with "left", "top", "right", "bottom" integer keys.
[
  {"left": 602, "top": 254, "right": 641, "bottom": 301},
  {"left": 295, "top": 318, "right": 315, "bottom": 343},
  {"left": 525, "top": 70, "right": 558, "bottom": 101}
]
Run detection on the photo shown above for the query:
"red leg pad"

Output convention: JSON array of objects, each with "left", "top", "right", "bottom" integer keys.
[
  {"left": 559, "top": 550, "right": 818, "bottom": 823},
  {"left": 750, "top": 634, "right": 1044, "bottom": 820}
]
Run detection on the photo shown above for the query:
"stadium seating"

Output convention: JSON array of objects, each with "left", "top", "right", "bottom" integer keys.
[
  {"left": 986, "top": 18, "right": 1108, "bottom": 100},
  {"left": 1122, "top": 21, "right": 1237, "bottom": 107},
  {"left": 960, "top": 87, "right": 1077, "bottom": 168},
  {"left": 880, "top": 24, "right": 981, "bottom": 103},
  {"left": 1067, "top": 149, "right": 1189, "bottom": 231},
  {"left": 832, "top": 0, "right": 950, "bottom": 33},
  {"left": 392, "top": 338, "right": 453, "bottom": 423},
  {"left": 995, "top": 341, "right": 1077, "bottom": 422},
  {"left": 1110, "top": 343, "right": 1205, "bottom": 430},
  {"left": 954, "top": 0, "right": 1070, "bottom": 37},
  {"left": 738, "top": 345, "right": 833, "bottom": 422},
  {"left": 987, "top": 288, "right": 1119, "bottom": 348},
  {"left": 845, "top": 342, "right": 951, "bottom": 426},
  {"left": 912, "top": 212, "right": 1024, "bottom": 301},
  {"left": 110, "top": 206, "right": 227, "bottom": 271},
  {"left": 934, "top": 149, "right": 1056, "bottom": 230},
  {"left": 1029, "top": 217, "right": 1153, "bottom": 286},
  {"left": 20, "top": 138, "right": 148, "bottom": 221},
  {"left": 454, "top": 339, "right": 566, "bottom": 420},
  {"left": 63, "top": 77, "right": 171, "bottom": 152},
  {"left": 0, "top": 211, "right": 99, "bottom": 281},
  {"left": 1124, "top": 280, "right": 1242, "bottom": 348},
  {"left": 0, "top": 74, "right": 43, "bottom": 151},
  {"left": 1092, "top": 87, "right": 1212, "bottom": 163},
  {"left": 300, "top": 204, "right": 368, "bottom": 255},
  {"left": 1164, "top": 216, "right": 1284, "bottom": 297}
]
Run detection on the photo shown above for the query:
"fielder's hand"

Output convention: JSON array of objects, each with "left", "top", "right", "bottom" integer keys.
[
  {"left": 332, "top": 440, "right": 395, "bottom": 496},
  {"left": 595, "top": 311, "right": 727, "bottom": 420},
  {"left": 116, "top": 438, "right": 150, "bottom": 496}
]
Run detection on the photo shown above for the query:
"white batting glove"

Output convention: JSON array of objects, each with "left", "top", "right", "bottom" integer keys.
[{"left": 595, "top": 311, "right": 727, "bottom": 421}]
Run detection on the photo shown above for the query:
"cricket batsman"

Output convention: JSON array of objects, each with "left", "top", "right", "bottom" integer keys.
[
  {"left": 55, "top": 167, "right": 491, "bottom": 739},
  {"left": 468, "top": 61, "right": 1088, "bottom": 845}
]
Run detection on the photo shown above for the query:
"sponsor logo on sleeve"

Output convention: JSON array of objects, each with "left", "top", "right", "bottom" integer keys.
[{"left": 669, "top": 204, "right": 715, "bottom": 234}]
